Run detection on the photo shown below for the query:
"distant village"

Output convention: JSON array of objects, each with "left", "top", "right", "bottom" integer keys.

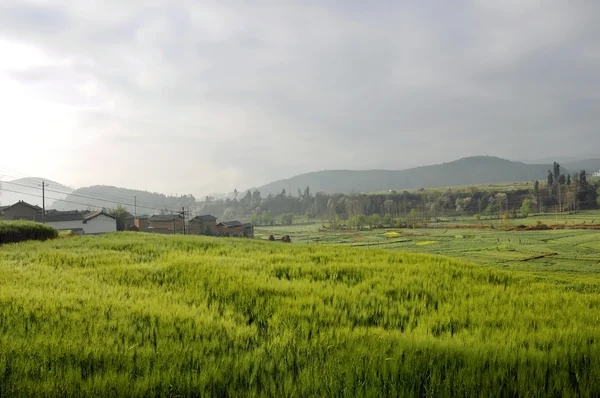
[{"left": 0, "top": 200, "right": 253, "bottom": 238}]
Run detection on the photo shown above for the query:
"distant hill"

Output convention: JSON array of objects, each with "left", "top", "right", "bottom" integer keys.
[
  {"left": 563, "top": 159, "right": 600, "bottom": 175},
  {"left": 256, "top": 156, "right": 558, "bottom": 195},
  {"left": 50, "top": 185, "right": 197, "bottom": 215},
  {"left": 0, "top": 177, "right": 73, "bottom": 208}
]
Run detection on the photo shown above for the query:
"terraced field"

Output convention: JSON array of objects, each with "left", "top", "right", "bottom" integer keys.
[{"left": 256, "top": 225, "right": 600, "bottom": 279}]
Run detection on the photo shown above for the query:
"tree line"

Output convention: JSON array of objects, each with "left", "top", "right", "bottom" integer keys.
[{"left": 198, "top": 163, "right": 599, "bottom": 227}]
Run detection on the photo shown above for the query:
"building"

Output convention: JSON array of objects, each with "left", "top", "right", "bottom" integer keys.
[
  {"left": 188, "top": 214, "right": 218, "bottom": 235},
  {"left": 216, "top": 220, "right": 244, "bottom": 237},
  {"left": 242, "top": 222, "right": 254, "bottom": 238},
  {"left": 135, "top": 216, "right": 150, "bottom": 232},
  {"left": 593, "top": 170, "right": 600, "bottom": 177},
  {"left": 0, "top": 201, "right": 42, "bottom": 221},
  {"left": 148, "top": 214, "right": 185, "bottom": 234},
  {"left": 120, "top": 211, "right": 136, "bottom": 231},
  {"left": 36, "top": 210, "right": 117, "bottom": 234}
]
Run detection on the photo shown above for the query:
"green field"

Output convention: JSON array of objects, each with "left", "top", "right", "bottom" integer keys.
[
  {"left": 257, "top": 224, "right": 600, "bottom": 278},
  {"left": 1, "top": 233, "right": 600, "bottom": 396}
]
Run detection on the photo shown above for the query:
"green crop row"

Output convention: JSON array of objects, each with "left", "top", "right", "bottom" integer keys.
[
  {"left": 1, "top": 233, "right": 599, "bottom": 396},
  {"left": 0, "top": 220, "right": 58, "bottom": 245}
]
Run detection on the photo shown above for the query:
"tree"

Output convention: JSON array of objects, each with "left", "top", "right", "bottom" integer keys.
[
  {"left": 108, "top": 205, "right": 130, "bottom": 231},
  {"left": 233, "top": 189, "right": 239, "bottom": 200},
  {"left": 304, "top": 186, "right": 310, "bottom": 199},
  {"left": 357, "top": 214, "right": 367, "bottom": 230},
  {"left": 547, "top": 170, "right": 553, "bottom": 189},
  {"left": 553, "top": 162, "right": 561, "bottom": 185},
  {"left": 371, "top": 214, "right": 381, "bottom": 228},
  {"left": 567, "top": 174, "right": 571, "bottom": 185},
  {"left": 251, "top": 212, "right": 259, "bottom": 226},
  {"left": 261, "top": 211, "right": 274, "bottom": 226},
  {"left": 558, "top": 174, "right": 566, "bottom": 185},
  {"left": 223, "top": 207, "right": 235, "bottom": 220},
  {"left": 383, "top": 214, "right": 392, "bottom": 226},
  {"left": 280, "top": 213, "right": 294, "bottom": 225},
  {"left": 474, "top": 214, "right": 481, "bottom": 225},
  {"left": 520, "top": 199, "right": 532, "bottom": 217},
  {"left": 305, "top": 208, "right": 313, "bottom": 223}
]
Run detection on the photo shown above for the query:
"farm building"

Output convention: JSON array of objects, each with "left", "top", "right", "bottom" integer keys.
[
  {"left": 119, "top": 211, "right": 136, "bottom": 231},
  {"left": 0, "top": 201, "right": 42, "bottom": 221},
  {"left": 243, "top": 222, "right": 254, "bottom": 238},
  {"left": 216, "top": 220, "right": 244, "bottom": 237},
  {"left": 593, "top": 170, "right": 600, "bottom": 177},
  {"left": 135, "top": 216, "right": 150, "bottom": 232},
  {"left": 148, "top": 214, "right": 185, "bottom": 234},
  {"left": 188, "top": 214, "right": 218, "bottom": 235},
  {"left": 36, "top": 210, "right": 117, "bottom": 234}
]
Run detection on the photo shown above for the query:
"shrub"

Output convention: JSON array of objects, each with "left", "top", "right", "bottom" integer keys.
[{"left": 0, "top": 221, "right": 58, "bottom": 244}]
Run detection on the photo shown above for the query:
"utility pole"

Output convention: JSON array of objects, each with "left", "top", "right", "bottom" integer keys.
[
  {"left": 40, "top": 181, "right": 47, "bottom": 223},
  {"left": 182, "top": 207, "right": 186, "bottom": 235}
]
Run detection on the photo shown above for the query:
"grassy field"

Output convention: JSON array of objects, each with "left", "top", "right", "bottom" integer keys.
[
  {"left": 1, "top": 233, "right": 600, "bottom": 396},
  {"left": 257, "top": 210, "right": 600, "bottom": 278}
]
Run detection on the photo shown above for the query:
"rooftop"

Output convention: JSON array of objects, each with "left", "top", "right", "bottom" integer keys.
[
  {"left": 149, "top": 214, "right": 183, "bottom": 222},
  {"left": 190, "top": 214, "right": 217, "bottom": 222},
  {"left": 218, "top": 220, "right": 243, "bottom": 228}
]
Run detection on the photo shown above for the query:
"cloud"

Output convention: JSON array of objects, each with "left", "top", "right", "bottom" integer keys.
[{"left": 0, "top": 1, "right": 599, "bottom": 195}]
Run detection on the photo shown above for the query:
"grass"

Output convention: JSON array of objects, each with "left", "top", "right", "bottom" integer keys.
[{"left": 1, "top": 233, "right": 600, "bottom": 396}]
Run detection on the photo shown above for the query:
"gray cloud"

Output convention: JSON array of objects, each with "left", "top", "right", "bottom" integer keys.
[{"left": 1, "top": 1, "right": 599, "bottom": 195}]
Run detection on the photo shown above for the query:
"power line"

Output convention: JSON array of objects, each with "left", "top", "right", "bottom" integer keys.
[
  {"left": 1, "top": 180, "right": 182, "bottom": 213},
  {"left": 0, "top": 167, "right": 191, "bottom": 211}
]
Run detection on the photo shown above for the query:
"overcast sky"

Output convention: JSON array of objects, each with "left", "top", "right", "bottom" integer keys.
[{"left": 1, "top": 1, "right": 598, "bottom": 196}]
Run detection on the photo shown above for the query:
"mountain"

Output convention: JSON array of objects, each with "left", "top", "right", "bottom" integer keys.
[
  {"left": 563, "top": 159, "right": 600, "bottom": 175},
  {"left": 256, "top": 156, "right": 556, "bottom": 195},
  {"left": 0, "top": 177, "right": 73, "bottom": 208},
  {"left": 50, "top": 185, "right": 196, "bottom": 215}
]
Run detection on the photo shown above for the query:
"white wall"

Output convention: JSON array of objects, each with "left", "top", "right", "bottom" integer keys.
[
  {"left": 84, "top": 214, "right": 117, "bottom": 234},
  {"left": 45, "top": 220, "right": 85, "bottom": 231},
  {"left": 45, "top": 215, "right": 116, "bottom": 234}
]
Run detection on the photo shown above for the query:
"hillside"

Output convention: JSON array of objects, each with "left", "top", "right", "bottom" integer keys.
[
  {"left": 563, "top": 159, "right": 600, "bottom": 174},
  {"left": 50, "top": 185, "right": 196, "bottom": 214},
  {"left": 0, "top": 178, "right": 72, "bottom": 207},
  {"left": 256, "top": 156, "right": 554, "bottom": 195}
]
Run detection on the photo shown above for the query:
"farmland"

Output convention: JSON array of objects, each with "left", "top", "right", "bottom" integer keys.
[
  {"left": 1, "top": 233, "right": 600, "bottom": 396},
  {"left": 256, "top": 213, "right": 600, "bottom": 279}
]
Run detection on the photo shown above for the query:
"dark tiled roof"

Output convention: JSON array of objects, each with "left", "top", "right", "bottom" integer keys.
[
  {"left": 243, "top": 223, "right": 253, "bottom": 228},
  {"left": 190, "top": 214, "right": 217, "bottom": 222},
  {"left": 41, "top": 210, "right": 86, "bottom": 222},
  {"left": 0, "top": 201, "right": 42, "bottom": 212},
  {"left": 84, "top": 211, "right": 115, "bottom": 221},
  {"left": 149, "top": 214, "right": 183, "bottom": 222},
  {"left": 218, "top": 220, "right": 243, "bottom": 228}
]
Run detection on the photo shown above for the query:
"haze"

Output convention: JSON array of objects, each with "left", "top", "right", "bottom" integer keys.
[{"left": 1, "top": 1, "right": 598, "bottom": 196}]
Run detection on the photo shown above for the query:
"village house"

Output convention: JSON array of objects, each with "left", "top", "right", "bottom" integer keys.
[
  {"left": 120, "top": 211, "right": 136, "bottom": 231},
  {"left": 135, "top": 215, "right": 150, "bottom": 232},
  {"left": 0, "top": 201, "right": 42, "bottom": 221},
  {"left": 36, "top": 210, "right": 117, "bottom": 234},
  {"left": 188, "top": 214, "right": 218, "bottom": 235},
  {"left": 593, "top": 170, "right": 600, "bottom": 177},
  {"left": 147, "top": 214, "right": 185, "bottom": 234},
  {"left": 216, "top": 220, "right": 244, "bottom": 237},
  {"left": 242, "top": 222, "right": 254, "bottom": 238}
]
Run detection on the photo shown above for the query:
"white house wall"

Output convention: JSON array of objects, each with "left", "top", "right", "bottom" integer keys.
[
  {"left": 45, "top": 220, "right": 86, "bottom": 231},
  {"left": 45, "top": 215, "right": 116, "bottom": 234},
  {"left": 84, "top": 215, "right": 117, "bottom": 234}
]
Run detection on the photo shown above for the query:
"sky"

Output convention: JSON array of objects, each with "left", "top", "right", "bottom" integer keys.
[{"left": 0, "top": 1, "right": 599, "bottom": 197}]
